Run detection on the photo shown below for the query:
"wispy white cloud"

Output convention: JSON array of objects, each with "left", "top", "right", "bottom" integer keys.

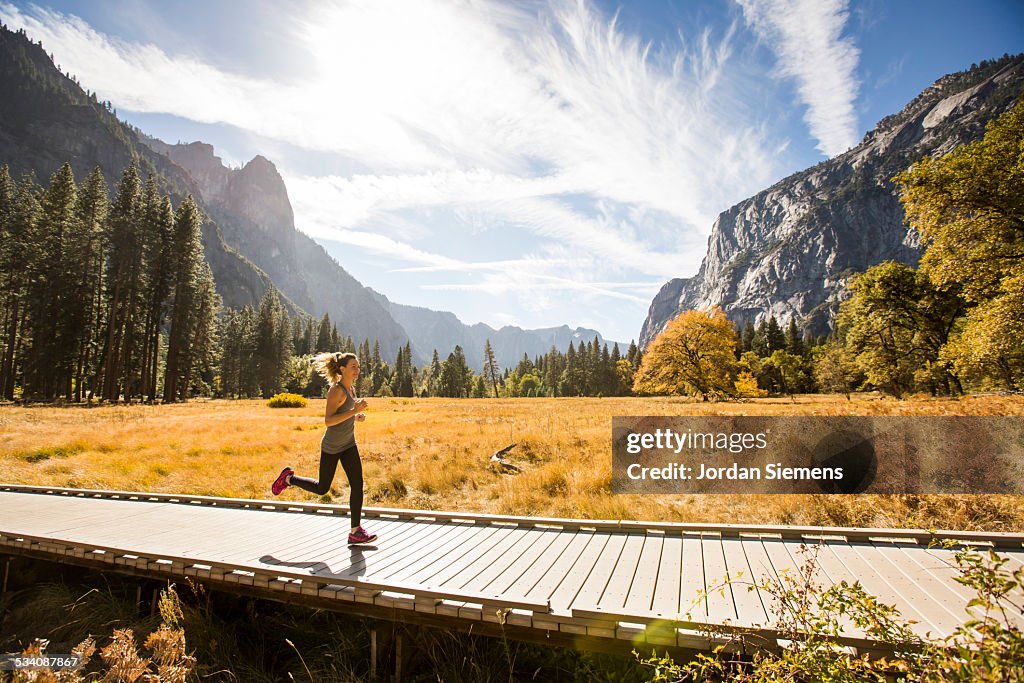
[
  {"left": 1, "top": 0, "right": 796, "bottom": 340},
  {"left": 738, "top": 0, "right": 860, "bottom": 156}
]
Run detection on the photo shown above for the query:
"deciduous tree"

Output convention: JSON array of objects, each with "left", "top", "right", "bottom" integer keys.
[{"left": 633, "top": 307, "right": 737, "bottom": 400}]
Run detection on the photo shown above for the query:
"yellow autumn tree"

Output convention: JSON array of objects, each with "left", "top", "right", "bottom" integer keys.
[
  {"left": 633, "top": 307, "right": 737, "bottom": 400},
  {"left": 896, "top": 96, "right": 1024, "bottom": 388}
]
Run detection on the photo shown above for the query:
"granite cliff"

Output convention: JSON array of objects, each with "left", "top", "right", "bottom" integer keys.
[{"left": 640, "top": 55, "right": 1024, "bottom": 347}]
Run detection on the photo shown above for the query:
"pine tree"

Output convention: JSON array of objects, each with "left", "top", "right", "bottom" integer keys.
[
  {"left": 626, "top": 340, "right": 641, "bottom": 369},
  {"left": 74, "top": 167, "right": 109, "bottom": 402},
  {"left": 427, "top": 349, "right": 442, "bottom": 397},
  {"left": 397, "top": 342, "right": 414, "bottom": 396},
  {"left": 163, "top": 195, "right": 206, "bottom": 402},
  {"left": 179, "top": 263, "right": 220, "bottom": 398},
  {"left": 370, "top": 340, "right": 383, "bottom": 395},
  {"left": 25, "top": 163, "right": 79, "bottom": 398},
  {"left": 300, "top": 317, "right": 314, "bottom": 356},
  {"left": 356, "top": 339, "right": 371, "bottom": 395},
  {"left": 785, "top": 318, "right": 804, "bottom": 356},
  {"left": 0, "top": 166, "right": 16, "bottom": 398},
  {"left": 315, "top": 313, "right": 331, "bottom": 352},
  {"left": 139, "top": 179, "right": 175, "bottom": 401},
  {"left": 218, "top": 309, "right": 242, "bottom": 397},
  {"left": 483, "top": 339, "right": 500, "bottom": 398},
  {"left": 237, "top": 305, "right": 259, "bottom": 397},
  {"left": 438, "top": 345, "right": 471, "bottom": 397},
  {"left": 100, "top": 163, "right": 143, "bottom": 402},
  {"left": 543, "top": 345, "right": 562, "bottom": 397},
  {"left": 0, "top": 174, "right": 41, "bottom": 400},
  {"left": 252, "top": 286, "right": 288, "bottom": 398},
  {"left": 599, "top": 343, "right": 612, "bottom": 396},
  {"left": 765, "top": 316, "right": 786, "bottom": 354},
  {"left": 741, "top": 320, "right": 756, "bottom": 353},
  {"left": 560, "top": 342, "right": 582, "bottom": 396}
]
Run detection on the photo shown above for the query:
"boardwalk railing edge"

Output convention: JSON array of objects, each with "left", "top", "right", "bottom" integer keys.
[{"left": 4, "top": 484, "right": 1023, "bottom": 546}]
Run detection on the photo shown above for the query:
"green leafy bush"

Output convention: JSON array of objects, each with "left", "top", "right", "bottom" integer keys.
[
  {"left": 267, "top": 393, "right": 307, "bottom": 408},
  {"left": 639, "top": 543, "right": 1024, "bottom": 682}
]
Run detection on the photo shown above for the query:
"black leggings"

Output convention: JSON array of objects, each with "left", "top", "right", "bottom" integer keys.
[{"left": 289, "top": 445, "right": 363, "bottom": 528}]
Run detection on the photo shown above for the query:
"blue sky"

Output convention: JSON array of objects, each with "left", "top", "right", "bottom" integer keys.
[{"left": 3, "top": 1, "right": 1022, "bottom": 344}]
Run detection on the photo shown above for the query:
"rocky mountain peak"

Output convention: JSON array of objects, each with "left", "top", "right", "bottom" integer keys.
[{"left": 639, "top": 54, "right": 1024, "bottom": 348}]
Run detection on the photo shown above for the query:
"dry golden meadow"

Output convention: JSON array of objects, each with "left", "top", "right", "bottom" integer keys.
[{"left": 1, "top": 395, "right": 1023, "bottom": 531}]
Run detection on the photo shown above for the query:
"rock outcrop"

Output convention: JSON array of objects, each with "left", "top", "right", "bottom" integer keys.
[{"left": 640, "top": 55, "right": 1024, "bottom": 347}]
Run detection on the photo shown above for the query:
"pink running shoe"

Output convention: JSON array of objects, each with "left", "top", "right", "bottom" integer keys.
[
  {"left": 272, "top": 467, "right": 293, "bottom": 496},
  {"left": 348, "top": 526, "right": 377, "bottom": 545}
]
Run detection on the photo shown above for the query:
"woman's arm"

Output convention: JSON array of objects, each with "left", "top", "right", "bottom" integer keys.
[{"left": 324, "top": 384, "right": 368, "bottom": 427}]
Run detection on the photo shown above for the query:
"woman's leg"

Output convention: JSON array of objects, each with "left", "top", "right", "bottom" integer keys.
[
  {"left": 289, "top": 450, "right": 341, "bottom": 495},
  {"left": 338, "top": 445, "right": 364, "bottom": 529}
]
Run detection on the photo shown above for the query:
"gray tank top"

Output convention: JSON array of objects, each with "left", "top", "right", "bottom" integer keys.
[{"left": 321, "top": 384, "right": 356, "bottom": 454}]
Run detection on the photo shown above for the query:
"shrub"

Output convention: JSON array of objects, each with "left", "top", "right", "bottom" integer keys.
[
  {"left": 639, "top": 543, "right": 1024, "bottom": 682},
  {"left": 267, "top": 393, "right": 307, "bottom": 408}
]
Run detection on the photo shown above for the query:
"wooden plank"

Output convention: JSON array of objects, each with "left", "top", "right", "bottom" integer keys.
[
  {"left": 764, "top": 539, "right": 867, "bottom": 640},
  {"left": 622, "top": 533, "right": 665, "bottom": 615},
  {"left": 7, "top": 488, "right": 1021, "bottom": 649},
  {"left": 464, "top": 528, "right": 559, "bottom": 596},
  {"left": 2, "top": 500, "right": 174, "bottom": 538},
  {"left": 419, "top": 525, "right": 512, "bottom": 586},
  {"left": 701, "top": 534, "right": 737, "bottom": 625},
  {"left": 535, "top": 532, "right": 612, "bottom": 613},
  {"left": 866, "top": 541, "right": 966, "bottom": 634},
  {"left": 438, "top": 527, "right": 536, "bottom": 591},
  {"left": 9, "top": 487, "right": 1024, "bottom": 546},
  {"left": 319, "top": 519, "right": 460, "bottom": 582},
  {"left": 648, "top": 534, "right": 683, "bottom": 619},
  {"left": 366, "top": 521, "right": 489, "bottom": 584},
  {"left": 501, "top": 528, "right": 584, "bottom": 598},
  {"left": 678, "top": 533, "right": 707, "bottom": 621},
  {"left": 737, "top": 537, "right": 783, "bottom": 629},
  {"left": 823, "top": 542, "right": 939, "bottom": 638},
  {"left": 597, "top": 533, "right": 649, "bottom": 612},
  {"left": 721, "top": 537, "right": 768, "bottom": 628},
  {"left": 250, "top": 511, "right": 414, "bottom": 565},
  {"left": 354, "top": 520, "right": 473, "bottom": 580},
  {"left": 396, "top": 524, "right": 503, "bottom": 586},
  {"left": 568, "top": 533, "right": 629, "bottom": 612}
]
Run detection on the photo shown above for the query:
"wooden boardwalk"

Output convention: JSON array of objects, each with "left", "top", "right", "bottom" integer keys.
[{"left": 2, "top": 485, "right": 1023, "bottom": 654}]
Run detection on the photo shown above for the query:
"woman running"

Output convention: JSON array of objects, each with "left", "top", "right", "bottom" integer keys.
[{"left": 272, "top": 351, "right": 377, "bottom": 545}]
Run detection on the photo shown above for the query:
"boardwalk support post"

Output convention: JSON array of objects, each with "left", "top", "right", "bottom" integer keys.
[
  {"left": 1, "top": 557, "right": 9, "bottom": 595},
  {"left": 395, "top": 631, "right": 402, "bottom": 683},
  {"left": 370, "top": 628, "right": 377, "bottom": 679}
]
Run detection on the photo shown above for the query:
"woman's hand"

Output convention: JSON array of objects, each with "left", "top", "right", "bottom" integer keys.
[
  {"left": 355, "top": 413, "right": 366, "bottom": 422},
  {"left": 356, "top": 398, "right": 369, "bottom": 411}
]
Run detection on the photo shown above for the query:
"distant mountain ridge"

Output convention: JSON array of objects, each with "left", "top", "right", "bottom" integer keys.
[
  {"left": 370, "top": 290, "right": 626, "bottom": 370},
  {"left": 0, "top": 24, "right": 624, "bottom": 369},
  {"left": 640, "top": 54, "right": 1024, "bottom": 347},
  {"left": 0, "top": 24, "right": 288, "bottom": 316}
]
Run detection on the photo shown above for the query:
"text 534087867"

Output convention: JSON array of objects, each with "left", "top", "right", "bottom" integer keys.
[{"left": 1, "top": 654, "right": 82, "bottom": 670}]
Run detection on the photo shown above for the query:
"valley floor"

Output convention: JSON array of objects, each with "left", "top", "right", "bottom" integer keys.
[{"left": 1, "top": 394, "right": 1022, "bottom": 531}]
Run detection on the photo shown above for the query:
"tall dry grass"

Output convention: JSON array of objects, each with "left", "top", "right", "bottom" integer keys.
[{"left": 1, "top": 395, "right": 1023, "bottom": 530}]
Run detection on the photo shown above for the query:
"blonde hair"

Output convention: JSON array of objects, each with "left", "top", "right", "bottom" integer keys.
[{"left": 312, "top": 351, "right": 357, "bottom": 384}]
